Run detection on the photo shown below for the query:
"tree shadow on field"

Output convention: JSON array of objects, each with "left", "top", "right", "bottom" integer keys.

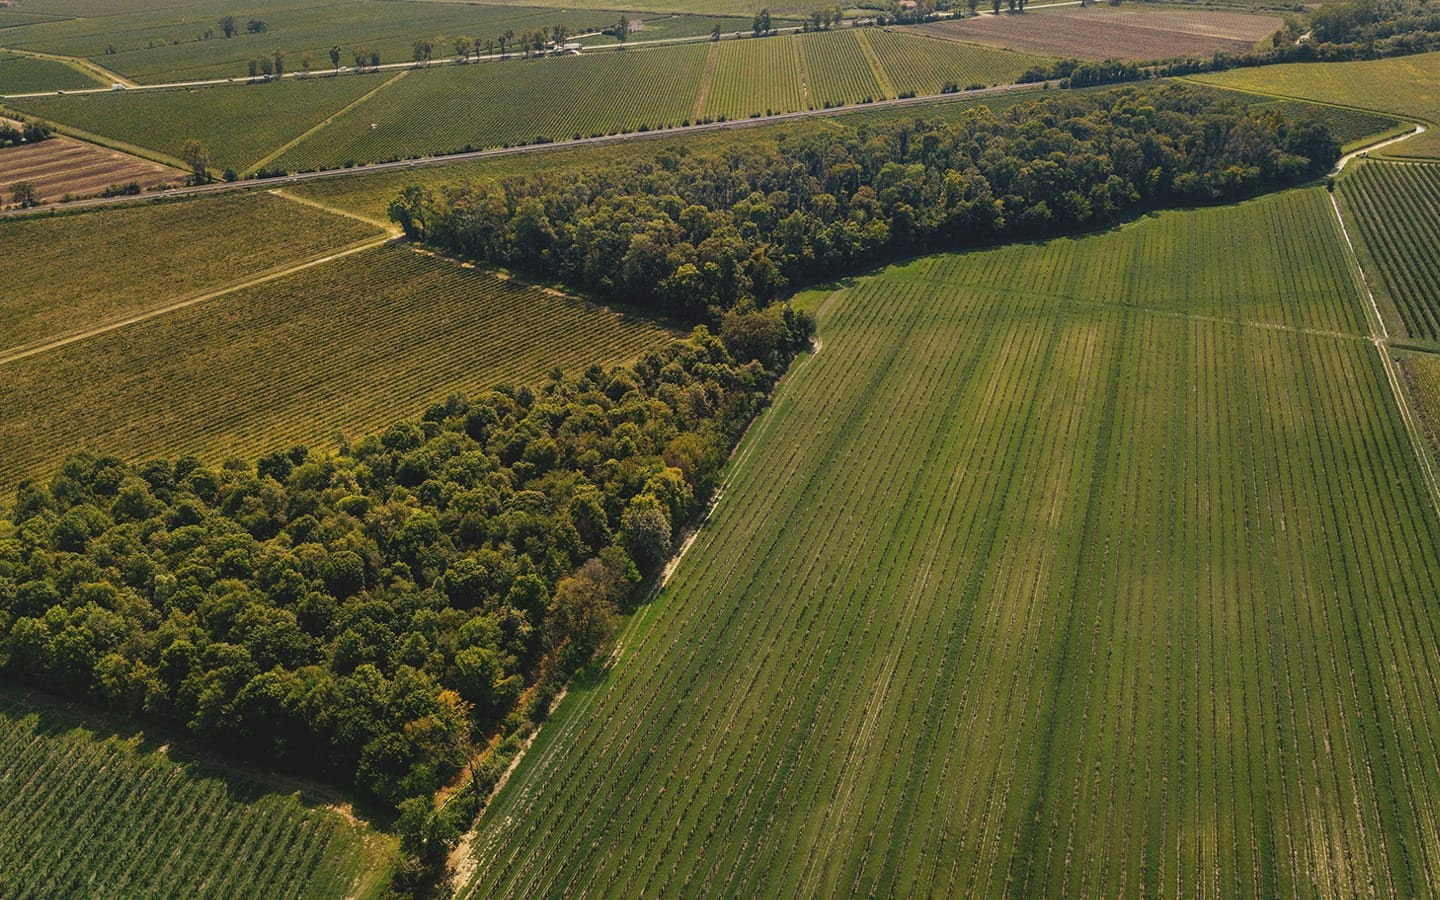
[{"left": 0, "top": 680, "right": 395, "bottom": 828}]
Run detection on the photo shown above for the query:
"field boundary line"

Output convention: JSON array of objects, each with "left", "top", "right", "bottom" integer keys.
[
  {"left": 693, "top": 42, "right": 719, "bottom": 120},
  {"left": 854, "top": 29, "right": 896, "bottom": 99},
  {"left": 269, "top": 187, "right": 399, "bottom": 234},
  {"left": 793, "top": 34, "right": 810, "bottom": 109},
  {"left": 246, "top": 69, "right": 409, "bottom": 175},
  {"left": 1329, "top": 190, "right": 1440, "bottom": 519},
  {"left": 4, "top": 47, "right": 134, "bottom": 87},
  {"left": 0, "top": 235, "right": 390, "bottom": 366}
]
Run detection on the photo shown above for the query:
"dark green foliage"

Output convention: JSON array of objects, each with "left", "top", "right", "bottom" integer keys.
[
  {"left": 398, "top": 86, "right": 1338, "bottom": 323},
  {"left": 0, "top": 331, "right": 797, "bottom": 812}
]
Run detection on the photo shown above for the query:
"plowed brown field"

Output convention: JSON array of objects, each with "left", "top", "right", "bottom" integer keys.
[
  {"left": 0, "top": 134, "right": 179, "bottom": 205},
  {"left": 911, "top": 6, "right": 1281, "bottom": 61}
]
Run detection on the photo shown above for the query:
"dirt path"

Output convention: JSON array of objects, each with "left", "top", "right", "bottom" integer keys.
[
  {"left": 793, "top": 34, "right": 810, "bottom": 109},
  {"left": 1328, "top": 186, "right": 1440, "bottom": 520},
  {"left": 246, "top": 70, "right": 409, "bottom": 175},
  {"left": 4, "top": 47, "right": 135, "bottom": 87},
  {"left": 854, "top": 29, "right": 896, "bottom": 99},
  {"left": 693, "top": 41, "right": 719, "bottom": 121},
  {"left": 1332, "top": 124, "right": 1429, "bottom": 174},
  {"left": 269, "top": 187, "right": 400, "bottom": 234},
  {"left": 0, "top": 235, "right": 390, "bottom": 366}
]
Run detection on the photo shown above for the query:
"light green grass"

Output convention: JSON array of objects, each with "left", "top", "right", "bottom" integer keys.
[
  {"left": 1339, "top": 160, "right": 1440, "bottom": 340},
  {"left": 4, "top": 72, "right": 388, "bottom": 171},
  {"left": 274, "top": 44, "right": 708, "bottom": 170},
  {"left": 0, "top": 191, "right": 380, "bottom": 353},
  {"left": 459, "top": 187, "right": 1440, "bottom": 896},
  {"left": 1191, "top": 51, "right": 1440, "bottom": 158},
  {"left": 0, "top": 50, "right": 102, "bottom": 93},
  {"left": 0, "top": 690, "right": 397, "bottom": 899},
  {"left": 0, "top": 243, "right": 674, "bottom": 493}
]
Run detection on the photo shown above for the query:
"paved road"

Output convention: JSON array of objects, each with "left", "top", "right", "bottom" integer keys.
[{"left": 0, "top": 78, "right": 1052, "bottom": 220}]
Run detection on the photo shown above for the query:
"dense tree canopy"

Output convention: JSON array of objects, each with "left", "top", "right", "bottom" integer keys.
[
  {"left": 391, "top": 86, "right": 1339, "bottom": 322},
  {"left": 0, "top": 328, "right": 808, "bottom": 811}
]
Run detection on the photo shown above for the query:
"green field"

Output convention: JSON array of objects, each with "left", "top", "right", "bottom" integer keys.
[
  {"left": 0, "top": 0, "right": 613, "bottom": 83},
  {"left": 864, "top": 27, "right": 1041, "bottom": 94},
  {"left": 1339, "top": 161, "right": 1440, "bottom": 341},
  {"left": 701, "top": 34, "right": 804, "bottom": 119},
  {"left": 0, "top": 192, "right": 380, "bottom": 353},
  {"left": 1192, "top": 51, "right": 1440, "bottom": 157},
  {"left": 4, "top": 72, "right": 389, "bottom": 171},
  {"left": 799, "top": 29, "right": 883, "bottom": 107},
  {"left": 0, "top": 691, "right": 396, "bottom": 898},
  {"left": 0, "top": 243, "right": 673, "bottom": 493},
  {"left": 275, "top": 44, "right": 709, "bottom": 170},
  {"left": 1252, "top": 98, "right": 1404, "bottom": 150},
  {"left": 0, "top": 50, "right": 101, "bottom": 93},
  {"left": 459, "top": 187, "right": 1440, "bottom": 895}
]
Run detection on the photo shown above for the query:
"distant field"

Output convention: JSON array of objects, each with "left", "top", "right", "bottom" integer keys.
[
  {"left": 1251, "top": 98, "right": 1403, "bottom": 150},
  {"left": 1402, "top": 352, "right": 1440, "bottom": 456},
  {"left": 0, "top": 0, "right": 610, "bottom": 83},
  {"left": 484, "top": 0, "right": 808, "bottom": 15},
  {"left": 863, "top": 28, "right": 1042, "bottom": 95},
  {"left": 0, "top": 244, "right": 674, "bottom": 492},
  {"left": 461, "top": 187, "right": 1440, "bottom": 896},
  {"left": 4, "top": 72, "right": 388, "bottom": 172},
  {"left": 1192, "top": 51, "right": 1440, "bottom": 158},
  {"left": 1340, "top": 161, "right": 1440, "bottom": 340},
  {"left": 275, "top": 45, "right": 708, "bottom": 170},
  {"left": 0, "top": 192, "right": 379, "bottom": 354},
  {"left": 0, "top": 691, "right": 395, "bottom": 898},
  {"left": 0, "top": 135, "right": 181, "bottom": 203},
  {"left": 0, "top": 49, "right": 100, "bottom": 93},
  {"left": 913, "top": 6, "right": 1281, "bottom": 61}
]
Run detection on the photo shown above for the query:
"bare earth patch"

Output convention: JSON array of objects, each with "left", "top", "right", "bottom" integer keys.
[
  {"left": 0, "top": 134, "right": 181, "bottom": 204},
  {"left": 910, "top": 6, "right": 1282, "bottom": 61}
]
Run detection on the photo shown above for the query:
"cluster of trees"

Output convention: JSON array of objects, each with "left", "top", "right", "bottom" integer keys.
[
  {"left": 0, "top": 327, "right": 810, "bottom": 824},
  {"left": 216, "top": 15, "right": 267, "bottom": 38},
  {"left": 1019, "top": 57, "right": 1142, "bottom": 87},
  {"left": 390, "top": 86, "right": 1339, "bottom": 324},
  {"left": 0, "top": 117, "right": 49, "bottom": 149},
  {"left": 803, "top": 6, "right": 847, "bottom": 31},
  {"left": 246, "top": 49, "right": 285, "bottom": 78}
]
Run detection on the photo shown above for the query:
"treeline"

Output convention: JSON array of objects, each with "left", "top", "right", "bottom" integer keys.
[
  {"left": 0, "top": 117, "right": 50, "bottom": 149},
  {"left": 390, "top": 86, "right": 1340, "bottom": 322},
  {"left": 0, "top": 326, "right": 808, "bottom": 821}
]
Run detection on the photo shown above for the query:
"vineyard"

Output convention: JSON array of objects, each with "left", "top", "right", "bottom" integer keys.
[
  {"left": 1401, "top": 352, "right": 1440, "bottom": 455},
  {"left": 460, "top": 186, "right": 1440, "bottom": 896},
  {"left": 0, "top": 0, "right": 590, "bottom": 83},
  {"left": 274, "top": 45, "right": 709, "bottom": 171},
  {"left": 864, "top": 28, "right": 1041, "bottom": 96},
  {"left": 0, "top": 192, "right": 379, "bottom": 354},
  {"left": 4, "top": 72, "right": 387, "bottom": 171},
  {"left": 1192, "top": 51, "right": 1440, "bottom": 158},
  {"left": 0, "top": 691, "right": 395, "bottom": 898},
  {"left": 0, "top": 49, "right": 100, "bottom": 93},
  {"left": 1252, "top": 99, "right": 1405, "bottom": 150},
  {"left": 701, "top": 35, "right": 805, "bottom": 120},
  {"left": 798, "top": 30, "right": 883, "bottom": 108},
  {"left": 0, "top": 244, "right": 674, "bottom": 493},
  {"left": 1339, "top": 161, "right": 1440, "bottom": 340}
]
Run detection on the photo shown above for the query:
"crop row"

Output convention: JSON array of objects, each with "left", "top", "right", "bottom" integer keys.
[
  {"left": 1340, "top": 161, "right": 1440, "bottom": 341},
  {"left": 0, "top": 245, "right": 673, "bottom": 494},
  {"left": 798, "top": 30, "right": 882, "bottom": 108},
  {"left": 701, "top": 34, "right": 804, "bottom": 121},
  {"left": 0, "top": 697, "right": 388, "bottom": 897},
  {"left": 459, "top": 185, "right": 1440, "bottom": 895},
  {"left": 865, "top": 28, "right": 1039, "bottom": 96}
]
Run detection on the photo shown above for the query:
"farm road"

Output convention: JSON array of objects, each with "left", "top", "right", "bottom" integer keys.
[{"left": 0, "top": 78, "right": 1054, "bottom": 220}]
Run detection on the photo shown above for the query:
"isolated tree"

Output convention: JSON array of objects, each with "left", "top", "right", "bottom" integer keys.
[
  {"left": 485, "top": 38, "right": 495, "bottom": 57},
  {"left": 454, "top": 35, "right": 472, "bottom": 60},
  {"left": 300, "top": 50, "right": 312, "bottom": 73},
  {"left": 552, "top": 23, "right": 567, "bottom": 45},
  {"left": 967, "top": 0, "right": 979, "bottom": 14},
  {"left": 218, "top": 15, "right": 237, "bottom": 38},
  {"left": 711, "top": 22, "right": 721, "bottom": 40},
  {"left": 353, "top": 46, "right": 367, "bottom": 68},
  {"left": 369, "top": 49, "right": 380, "bottom": 67},
  {"left": 11, "top": 180, "right": 37, "bottom": 208},
  {"left": 247, "top": 58, "right": 259, "bottom": 77},
  {"left": 752, "top": 8, "right": 771, "bottom": 35},
  {"left": 329, "top": 44, "right": 341, "bottom": 69},
  {"left": 246, "top": 18, "right": 267, "bottom": 33},
  {"left": 993, "top": 0, "right": 1002, "bottom": 12},
  {"left": 615, "top": 15, "right": 628, "bottom": 44},
  {"left": 271, "top": 49, "right": 285, "bottom": 75},
  {"left": 181, "top": 138, "right": 210, "bottom": 184},
  {"left": 259, "top": 54, "right": 273, "bottom": 76}
]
